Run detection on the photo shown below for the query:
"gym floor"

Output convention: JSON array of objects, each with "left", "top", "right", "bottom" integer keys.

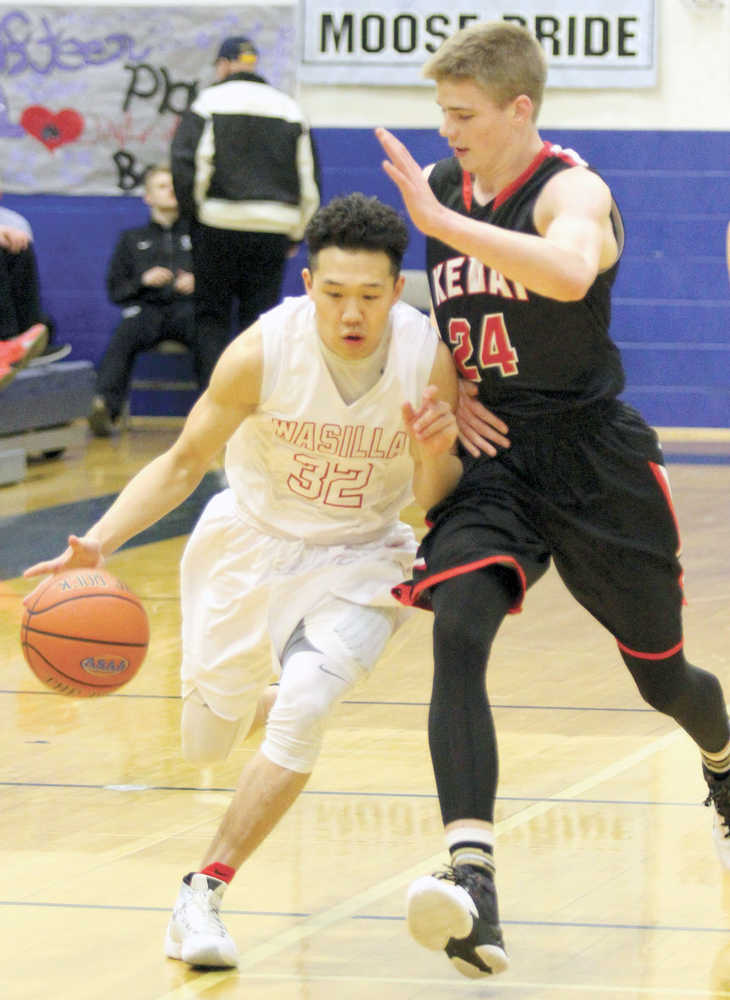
[{"left": 1, "top": 419, "right": 730, "bottom": 1000}]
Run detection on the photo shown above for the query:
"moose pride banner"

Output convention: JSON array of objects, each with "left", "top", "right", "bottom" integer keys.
[{"left": 299, "top": 0, "right": 657, "bottom": 88}]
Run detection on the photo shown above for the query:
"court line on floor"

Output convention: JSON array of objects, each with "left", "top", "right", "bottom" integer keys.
[
  {"left": 155, "top": 725, "right": 685, "bottom": 1000},
  {"left": 0, "top": 686, "right": 664, "bottom": 711},
  {"left": 3, "top": 898, "right": 728, "bottom": 936},
  {"left": 0, "top": 778, "right": 707, "bottom": 808},
  {"left": 229, "top": 972, "right": 730, "bottom": 997}
]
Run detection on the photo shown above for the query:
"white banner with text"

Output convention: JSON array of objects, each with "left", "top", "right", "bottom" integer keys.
[{"left": 299, "top": 1, "right": 657, "bottom": 88}]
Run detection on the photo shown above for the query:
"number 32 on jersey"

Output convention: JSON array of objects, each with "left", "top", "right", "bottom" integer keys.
[{"left": 448, "top": 313, "right": 519, "bottom": 379}]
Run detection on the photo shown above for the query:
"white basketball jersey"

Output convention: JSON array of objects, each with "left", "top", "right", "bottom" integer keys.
[{"left": 225, "top": 296, "right": 439, "bottom": 545}]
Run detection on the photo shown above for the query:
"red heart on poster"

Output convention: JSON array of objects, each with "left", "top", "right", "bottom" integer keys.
[{"left": 20, "top": 106, "right": 84, "bottom": 151}]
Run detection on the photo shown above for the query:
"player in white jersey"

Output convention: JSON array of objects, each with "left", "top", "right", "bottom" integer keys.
[{"left": 24, "top": 193, "right": 462, "bottom": 969}]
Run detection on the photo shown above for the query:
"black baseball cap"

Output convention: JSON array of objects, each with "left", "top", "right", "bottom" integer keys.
[{"left": 215, "top": 36, "right": 259, "bottom": 62}]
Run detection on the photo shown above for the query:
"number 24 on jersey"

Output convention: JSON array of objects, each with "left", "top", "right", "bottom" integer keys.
[{"left": 448, "top": 313, "right": 519, "bottom": 379}]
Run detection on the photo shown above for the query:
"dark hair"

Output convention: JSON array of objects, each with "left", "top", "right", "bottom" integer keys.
[{"left": 305, "top": 193, "right": 409, "bottom": 277}]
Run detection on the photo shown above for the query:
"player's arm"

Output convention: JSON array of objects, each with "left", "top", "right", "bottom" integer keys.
[
  {"left": 377, "top": 127, "right": 614, "bottom": 302},
  {"left": 107, "top": 231, "right": 146, "bottom": 304},
  {"left": 435, "top": 167, "right": 612, "bottom": 301},
  {"left": 24, "top": 325, "right": 264, "bottom": 579},
  {"left": 403, "top": 341, "right": 463, "bottom": 510},
  {"left": 426, "top": 252, "right": 511, "bottom": 458}
]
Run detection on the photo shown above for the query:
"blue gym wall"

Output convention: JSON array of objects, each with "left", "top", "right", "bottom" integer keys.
[{"left": 5, "top": 127, "right": 730, "bottom": 427}]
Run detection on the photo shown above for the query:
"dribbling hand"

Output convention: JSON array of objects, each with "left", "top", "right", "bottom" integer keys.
[{"left": 23, "top": 535, "right": 105, "bottom": 606}]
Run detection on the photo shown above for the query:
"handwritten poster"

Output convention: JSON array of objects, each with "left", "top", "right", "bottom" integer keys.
[{"left": 0, "top": 5, "right": 297, "bottom": 194}]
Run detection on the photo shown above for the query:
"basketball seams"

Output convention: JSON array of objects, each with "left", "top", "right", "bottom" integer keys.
[
  {"left": 22, "top": 625, "right": 148, "bottom": 647},
  {"left": 24, "top": 592, "right": 145, "bottom": 616},
  {"left": 26, "top": 573, "right": 57, "bottom": 614}
]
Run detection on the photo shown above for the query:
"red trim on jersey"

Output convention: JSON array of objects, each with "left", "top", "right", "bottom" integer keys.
[
  {"left": 392, "top": 555, "right": 527, "bottom": 613},
  {"left": 492, "top": 141, "right": 580, "bottom": 210},
  {"left": 493, "top": 142, "right": 551, "bottom": 210},
  {"left": 462, "top": 170, "right": 473, "bottom": 212},
  {"left": 616, "top": 638, "right": 684, "bottom": 661}
]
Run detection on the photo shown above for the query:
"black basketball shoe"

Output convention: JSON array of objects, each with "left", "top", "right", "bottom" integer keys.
[
  {"left": 703, "top": 765, "right": 730, "bottom": 870},
  {"left": 407, "top": 863, "right": 508, "bottom": 978}
]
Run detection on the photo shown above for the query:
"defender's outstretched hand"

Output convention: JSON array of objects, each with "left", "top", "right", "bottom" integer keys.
[
  {"left": 23, "top": 534, "right": 104, "bottom": 605},
  {"left": 457, "top": 381, "right": 511, "bottom": 458},
  {"left": 403, "top": 384, "right": 458, "bottom": 457},
  {"left": 375, "top": 127, "right": 443, "bottom": 237}
]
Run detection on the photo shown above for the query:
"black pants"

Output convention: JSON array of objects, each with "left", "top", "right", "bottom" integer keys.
[
  {"left": 400, "top": 399, "right": 730, "bottom": 826},
  {"left": 191, "top": 223, "right": 290, "bottom": 386},
  {"left": 428, "top": 565, "right": 729, "bottom": 827},
  {"left": 0, "top": 245, "right": 42, "bottom": 340},
  {"left": 96, "top": 300, "right": 199, "bottom": 420}
]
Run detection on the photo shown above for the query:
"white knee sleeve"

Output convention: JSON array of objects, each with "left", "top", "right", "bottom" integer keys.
[
  {"left": 181, "top": 688, "right": 248, "bottom": 765},
  {"left": 262, "top": 601, "right": 396, "bottom": 773},
  {"left": 261, "top": 649, "right": 334, "bottom": 773}
]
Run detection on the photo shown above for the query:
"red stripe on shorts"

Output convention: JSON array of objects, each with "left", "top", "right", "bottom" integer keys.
[
  {"left": 616, "top": 637, "right": 684, "bottom": 660},
  {"left": 394, "top": 555, "right": 527, "bottom": 613},
  {"left": 649, "top": 460, "right": 686, "bottom": 603},
  {"left": 649, "top": 461, "right": 682, "bottom": 554}
]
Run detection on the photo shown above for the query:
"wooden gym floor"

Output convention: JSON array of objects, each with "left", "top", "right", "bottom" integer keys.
[{"left": 1, "top": 419, "right": 729, "bottom": 1000}]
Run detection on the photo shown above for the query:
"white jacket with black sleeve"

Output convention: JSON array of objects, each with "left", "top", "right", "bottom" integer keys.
[{"left": 171, "top": 71, "right": 321, "bottom": 242}]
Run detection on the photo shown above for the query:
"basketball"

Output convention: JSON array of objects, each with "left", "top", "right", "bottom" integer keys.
[{"left": 21, "top": 568, "right": 150, "bottom": 697}]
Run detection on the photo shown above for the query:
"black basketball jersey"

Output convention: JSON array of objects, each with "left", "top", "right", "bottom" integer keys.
[{"left": 426, "top": 143, "right": 626, "bottom": 418}]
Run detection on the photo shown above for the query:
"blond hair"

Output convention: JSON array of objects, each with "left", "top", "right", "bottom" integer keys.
[
  {"left": 423, "top": 22, "right": 547, "bottom": 119},
  {"left": 143, "top": 163, "right": 172, "bottom": 190}
]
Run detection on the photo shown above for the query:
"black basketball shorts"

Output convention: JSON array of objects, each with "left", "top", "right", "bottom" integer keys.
[{"left": 393, "top": 400, "right": 685, "bottom": 659}]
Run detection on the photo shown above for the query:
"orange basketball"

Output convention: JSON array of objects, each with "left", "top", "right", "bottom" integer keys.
[{"left": 20, "top": 568, "right": 149, "bottom": 697}]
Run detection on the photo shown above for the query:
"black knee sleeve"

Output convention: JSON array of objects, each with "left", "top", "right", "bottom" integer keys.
[
  {"left": 621, "top": 649, "right": 729, "bottom": 752},
  {"left": 429, "top": 567, "right": 515, "bottom": 825}
]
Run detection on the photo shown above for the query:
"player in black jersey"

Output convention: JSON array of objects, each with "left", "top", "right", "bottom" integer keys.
[{"left": 376, "top": 21, "right": 730, "bottom": 980}]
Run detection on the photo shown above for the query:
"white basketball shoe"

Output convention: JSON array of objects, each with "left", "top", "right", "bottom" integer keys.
[{"left": 164, "top": 873, "right": 239, "bottom": 968}]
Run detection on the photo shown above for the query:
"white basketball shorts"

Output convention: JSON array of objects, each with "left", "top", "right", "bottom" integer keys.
[{"left": 179, "top": 488, "right": 417, "bottom": 720}]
